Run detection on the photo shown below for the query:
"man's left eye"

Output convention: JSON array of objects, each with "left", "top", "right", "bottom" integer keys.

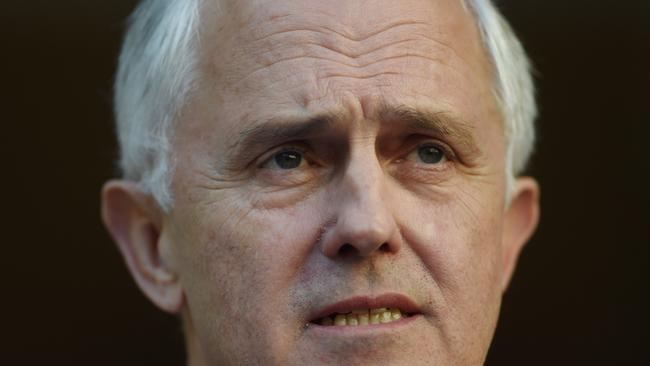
[{"left": 411, "top": 144, "right": 447, "bottom": 164}]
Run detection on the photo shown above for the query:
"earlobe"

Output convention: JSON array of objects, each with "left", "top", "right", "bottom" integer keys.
[
  {"left": 501, "top": 177, "right": 540, "bottom": 292},
  {"left": 101, "top": 180, "right": 184, "bottom": 314}
]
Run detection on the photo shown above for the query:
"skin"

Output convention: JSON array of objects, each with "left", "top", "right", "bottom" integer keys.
[{"left": 102, "top": 0, "right": 540, "bottom": 365}]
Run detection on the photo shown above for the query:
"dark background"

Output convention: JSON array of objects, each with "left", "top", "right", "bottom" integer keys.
[{"left": 2, "top": 0, "right": 648, "bottom": 365}]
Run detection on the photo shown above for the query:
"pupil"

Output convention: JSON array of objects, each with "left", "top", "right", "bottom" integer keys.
[
  {"left": 275, "top": 151, "right": 302, "bottom": 169},
  {"left": 418, "top": 145, "right": 444, "bottom": 164}
]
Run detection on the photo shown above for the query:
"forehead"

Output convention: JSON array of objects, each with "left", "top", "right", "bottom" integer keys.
[{"left": 185, "top": 0, "right": 500, "bottom": 153}]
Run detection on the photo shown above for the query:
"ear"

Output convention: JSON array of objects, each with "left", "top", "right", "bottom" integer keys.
[
  {"left": 500, "top": 177, "right": 540, "bottom": 292},
  {"left": 101, "top": 180, "right": 184, "bottom": 314}
]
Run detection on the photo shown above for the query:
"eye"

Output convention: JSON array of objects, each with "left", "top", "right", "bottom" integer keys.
[
  {"left": 263, "top": 149, "right": 305, "bottom": 170},
  {"left": 413, "top": 144, "right": 446, "bottom": 164}
]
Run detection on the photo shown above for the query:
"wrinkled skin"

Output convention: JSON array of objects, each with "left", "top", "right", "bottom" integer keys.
[{"left": 103, "top": 0, "right": 539, "bottom": 365}]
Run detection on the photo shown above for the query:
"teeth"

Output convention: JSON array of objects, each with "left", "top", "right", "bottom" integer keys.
[
  {"left": 380, "top": 310, "right": 392, "bottom": 323},
  {"left": 317, "top": 308, "right": 408, "bottom": 327},
  {"left": 369, "top": 312, "right": 380, "bottom": 324},
  {"left": 334, "top": 314, "right": 346, "bottom": 326},
  {"left": 358, "top": 313, "right": 369, "bottom": 325}
]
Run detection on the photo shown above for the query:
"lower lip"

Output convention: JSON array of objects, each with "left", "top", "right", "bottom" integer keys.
[{"left": 307, "top": 314, "right": 422, "bottom": 336}]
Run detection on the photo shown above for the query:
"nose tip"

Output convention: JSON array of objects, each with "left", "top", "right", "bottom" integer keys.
[{"left": 320, "top": 199, "right": 401, "bottom": 259}]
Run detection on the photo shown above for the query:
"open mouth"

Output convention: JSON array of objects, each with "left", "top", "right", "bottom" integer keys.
[
  {"left": 308, "top": 294, "right": 422, "bottom": 327},
  {"left": 313, "top": 307, "right": 414, "bottom": 326}
]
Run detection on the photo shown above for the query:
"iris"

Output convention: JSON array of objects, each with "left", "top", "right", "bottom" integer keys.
[
  {"left": 418, "top": 145, "right": 444, "bottom": 164},
  {"left": 274, "top": 150, "right": 302, "bottom": 169}
]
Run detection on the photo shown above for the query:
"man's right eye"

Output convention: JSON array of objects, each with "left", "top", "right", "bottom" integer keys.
[{"left": 262, "top": 149, "right": 305, "bottom": 170}]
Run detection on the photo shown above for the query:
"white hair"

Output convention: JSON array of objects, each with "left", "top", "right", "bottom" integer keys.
[
  {"left": 114, "top": 0, "right": 536, "bottom": 210},
  {"left": 114, "top": 0, "right": 201, "bottom": 211},
  {"left": 463, "top": 0, "right": 537, "bottom": 200}
]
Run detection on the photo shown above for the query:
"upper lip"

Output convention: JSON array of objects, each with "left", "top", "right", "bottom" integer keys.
[{"left": 308, "top": 293, "right": 422, "bottom": 322}]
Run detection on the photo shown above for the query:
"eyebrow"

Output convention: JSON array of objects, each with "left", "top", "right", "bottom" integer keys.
[
  {"left": 224, "top": 104, "right": 481, "bottom": 169},
  {"left": 378, "top": 105, "right": 482, "bottom": 158},
  {"left": 231, "top": 114, "right": 339, "bottom": 151},
  {"left": 223, "top": 112, "right": 343, "bottom": 169}
]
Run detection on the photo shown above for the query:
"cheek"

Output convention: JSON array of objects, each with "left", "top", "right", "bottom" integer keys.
[
  {"left": 401, "top": 183, "right": 505, "bottom": 297},
  {"left": 184, "top": 203, "right": 310, "bottom": 307},
  {"left": 397, "top": 184, "right": 505, "bottom": 352},
  {"left": 172, "top": 192, "right": 325, "bottom": 356}
]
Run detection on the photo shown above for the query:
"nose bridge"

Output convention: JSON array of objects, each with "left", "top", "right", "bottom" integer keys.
[
  {"left": 344, "top": 146, "right": 384, "bottom": 205},
  {"left": 321, "top": 147, "right": 401, "bottom": 258}
]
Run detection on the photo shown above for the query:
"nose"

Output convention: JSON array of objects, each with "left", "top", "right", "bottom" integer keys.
[{"left": 320, "top": 154, "right": 401, "bottom": 259}]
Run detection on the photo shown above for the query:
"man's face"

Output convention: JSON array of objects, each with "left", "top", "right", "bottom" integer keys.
[{"left": 166, "top": 0, "right": 512, "bottom": 364}]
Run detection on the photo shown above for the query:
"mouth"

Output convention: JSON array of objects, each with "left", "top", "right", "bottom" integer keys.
[
  {"left": 308, "top": 293, "right": 422, "bottom": 328},
  {"left": 314, "top": 307, "right": 412, "bottom": 326}
]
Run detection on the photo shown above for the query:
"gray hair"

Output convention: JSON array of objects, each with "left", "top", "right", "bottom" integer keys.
[
  {"left": 114, "top": 0, "right": 201, "bottom": 210},
  {"left": 113, "top": 0, "right": 536, "bottom": 211},
  {"left": 464, "top": 0, "right": 537, "bottom": 199}
]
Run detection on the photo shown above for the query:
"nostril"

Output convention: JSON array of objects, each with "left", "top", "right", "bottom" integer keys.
[
  {"left": 336, "top": 242, "right": 392, "bottom": 258},
  {"left": 339, "top": 243, "right": 356, "bottom": 257}
]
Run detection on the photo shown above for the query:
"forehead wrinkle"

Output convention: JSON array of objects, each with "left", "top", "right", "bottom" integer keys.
[
  {"left": 230, "top": 28, "right": 469, "bottom": 99},
  {"left": 247, "top": 16, "right": 461, "bottom": 62},
  {"left": 235, "top": 0, "right": 482, "bottom": 61},
  {"left": 251, "top": 15, "right": 432, "bottom": 44},
  {"left": 212, "top": 7, "right": 486, "bottom": 102},
  {"left": 205, "top": 0, "right": 488, "bottom": 77}
]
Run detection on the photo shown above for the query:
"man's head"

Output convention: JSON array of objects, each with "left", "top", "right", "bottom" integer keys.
[{"left": 102, "top": 0, "right": 540, "bottom": 364}]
